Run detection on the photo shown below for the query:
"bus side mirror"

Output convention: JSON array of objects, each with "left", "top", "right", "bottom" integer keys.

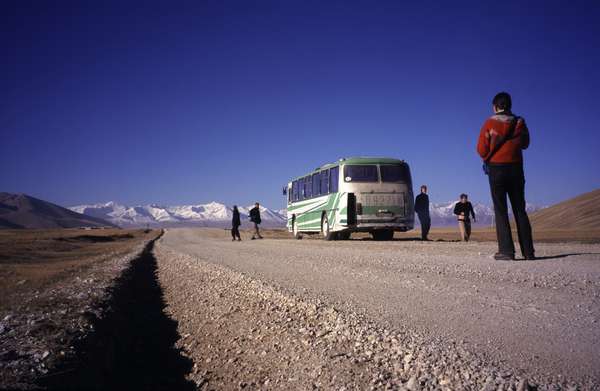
[{"left": 282, "top": 187, "right": 287, "bottom": 196}]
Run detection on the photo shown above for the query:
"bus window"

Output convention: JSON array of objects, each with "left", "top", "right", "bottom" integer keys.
[
  {"left": 305, "top": 176, "right": 312, "bottom": 198},
  {"left": 292, "top": 181, "right": 299, "bottom": 201},
  {"left": 320, "top": 170, "right": 330, "bottom": 194},
  {"left": 344, "top": 165, "right": 378, "bottom": 182},
  {"left": 312, "top": 173, "right": 320, "bottom": 196},
  {"left": 330, "top": 166, "right": 339, "bottom": 192},
  {"left": 380, "top": 164, "right": 411, "bottom": 183},
  {"left": 299, "top": 178, "right": 305, "bottom": 200}
]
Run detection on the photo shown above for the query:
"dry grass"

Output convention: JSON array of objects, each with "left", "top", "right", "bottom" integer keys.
[{"left": 0, "top": 228, "right": 160, "bottom": 311}]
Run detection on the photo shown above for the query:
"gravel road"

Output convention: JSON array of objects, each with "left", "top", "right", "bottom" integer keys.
[{"left": 157, "top": 228, "right": 600, "bottom": 390}]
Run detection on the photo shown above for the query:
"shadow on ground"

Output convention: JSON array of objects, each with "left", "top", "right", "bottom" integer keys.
[
  {"left": 354, "top": 237, "right": 461, "bottom": 242},
  {"left": 530, "top": 253, "right": 600, "bottom": 261},
  {"left": 38, "top": 238, "right": 195, "bottom": 391}
]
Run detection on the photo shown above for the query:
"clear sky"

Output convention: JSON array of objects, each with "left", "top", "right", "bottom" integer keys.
[{"left": 3, "top": 0, "right": 599, "bottom": 209}]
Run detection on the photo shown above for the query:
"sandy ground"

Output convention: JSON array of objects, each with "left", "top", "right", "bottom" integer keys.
[{"left": 156, "top": 228, "right": 600, "bottom": 390}]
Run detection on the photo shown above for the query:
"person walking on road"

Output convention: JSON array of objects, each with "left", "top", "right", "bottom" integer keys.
[
  {"left": 249, "top": 202, "right": 263, "bottom": 240},
  {"left": 477, "top": 92, "right": 535, "bottom": 260},
  {"left": 231, "top": 205, "right": 242, "bottom": 241},
  {"left": 414, "top": 185, "right": 431, "bottom": 241},
  {"left": 453, "top": 194, "right": 476, "bottom": 242}
]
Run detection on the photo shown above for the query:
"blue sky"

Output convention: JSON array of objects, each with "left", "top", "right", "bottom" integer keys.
[{"left": 2, "top": 0, "right": 599, "bottom": 209}]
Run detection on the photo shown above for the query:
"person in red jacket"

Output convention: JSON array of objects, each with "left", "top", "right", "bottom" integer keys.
[{"left": 477, "top": 92, "right": 535, "bottom": 261}]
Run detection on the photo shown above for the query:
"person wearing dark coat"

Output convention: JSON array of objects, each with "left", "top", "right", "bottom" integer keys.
[
  {"left": 249, "top": 202, "right": 263, "bottom": 240},
  {"left": 414, "top": 185, "right": 431, "bottom": 241},
  {"left": 453, "top": 194, "right": 476, "bottom": 242},
  {"left": 231, "top": 205, "right": 242, "bottom": 241},
  {"left": 477, "top": 92, "right": 535, "bottom": 260}
]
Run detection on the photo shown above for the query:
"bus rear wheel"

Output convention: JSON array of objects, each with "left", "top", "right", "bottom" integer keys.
[
  {"left": 371, "top": 230, "right": 394, "bottom": 241},
  {"left": 321, "top": 215, "right": 337, "bottom": 241}
]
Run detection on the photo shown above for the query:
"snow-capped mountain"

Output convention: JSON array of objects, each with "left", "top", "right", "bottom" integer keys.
[
  {"left": 70, "top": 200, "right": 544, "bottom": 229},
  {"left": 425, "top": 201, "right": 544, "bottom": 227},
  {"left": 69, "top": 201, "right": 287, "bottom": 228}
]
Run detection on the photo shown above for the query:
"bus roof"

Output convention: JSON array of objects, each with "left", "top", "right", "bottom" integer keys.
[
  {"left": 289, "top": 157, "right": 407, "bottom": 182},
  {"left": 332, "top": 156, "right": 406, "bottom": 167}
]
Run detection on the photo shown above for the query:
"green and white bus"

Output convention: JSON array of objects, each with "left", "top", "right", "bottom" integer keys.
[{"left": 285, "top": 157, "right": 414, "bottom": 240}]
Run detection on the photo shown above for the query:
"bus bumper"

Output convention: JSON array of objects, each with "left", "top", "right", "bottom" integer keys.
[{"left": 338, "top": 217, "right": 414, "bottom": 232}]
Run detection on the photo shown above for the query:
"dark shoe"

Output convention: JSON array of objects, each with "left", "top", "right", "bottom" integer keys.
[
  {"left": 524, "top": 255, "right": 536, "bottom": 260},
  {"left": 251, "top": 237, "right": 256, "bottom": 240},
  {"left": 258, "top": 236, "right": 264, "bottom": 239},
  {"left": 237, "top": 238, "right": 242, "bottom": 241},
  {"left": 494, "top": 253, "right": 515, "bottom": 261}
]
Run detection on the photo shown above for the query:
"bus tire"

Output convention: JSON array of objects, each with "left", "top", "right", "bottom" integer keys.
[
  {"left": 292, "top": 218, "right": 302, "bottom": 239},
  {"left": 321, "top": 215, "right": 336, "bottom": 241},
  {"left": 372, "top": 229, "right": 394, "bottom": 241}
]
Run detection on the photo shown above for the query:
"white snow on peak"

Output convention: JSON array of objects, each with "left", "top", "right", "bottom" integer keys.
[
  {"left": 69, "top": 201, "right": 287, "bottom": 227},
  {"left": 70, "top": 199, "right": 543, "bottom": 228}
]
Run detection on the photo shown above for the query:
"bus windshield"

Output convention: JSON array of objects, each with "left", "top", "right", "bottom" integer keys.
[
  {"left": 344, "top": 165, "right": 378, "bottom": 182},
  {"left": 380, "top": 164, "right": 411, "bottom": 183}
]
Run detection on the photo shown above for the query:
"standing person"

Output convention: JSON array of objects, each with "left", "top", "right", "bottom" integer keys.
[
  {"left": 414, "top": 185, "right": 431, "bottom": 241},
  {"left": 249, "top": 202, "right": 263, "bottom": 240},
  {"left": 231, "top": 205, "right": 242, "bottom": 241},
  {"left": 453, "top": 194, "right": 476, "bottom": 242},
  {"left": 477, "top": 92, "right": 535, "bottom": 260}
]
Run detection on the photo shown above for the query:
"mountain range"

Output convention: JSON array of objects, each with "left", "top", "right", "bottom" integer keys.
[
  {"left": 69, "top": 201, "right": 288, "bottom": 228},
  {"left": 5, "top": 189, "right": 600, "bottom": 231},
  {"left": 0, "top": 193, "right": 117, "bottom": 229},
  {"left": 0, "top": 192, "right": 548, "bottom": 230},
  {"left": 69, "top": 200, "right": 544, "bottom": 228},
  {"left": 529, "top": 188, "right": 600, "bottom": 230},
  {"left": 426, "top": 201, "right": 544, "bottom": 227}
]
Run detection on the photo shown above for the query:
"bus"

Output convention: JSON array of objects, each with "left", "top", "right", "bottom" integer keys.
[{"left": 285, "top": 157, "right": 414, "bottom": 240}]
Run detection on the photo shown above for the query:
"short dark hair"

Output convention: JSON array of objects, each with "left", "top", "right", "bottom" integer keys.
[
  {"left": 493, "top": 92, "right": 512, "bottom": 111},
  {"left": 420, "top": 185, "right": 427, "bottom": 191},
  {"left": 460, "top": 193, "right": 468, "bottom": 199}
]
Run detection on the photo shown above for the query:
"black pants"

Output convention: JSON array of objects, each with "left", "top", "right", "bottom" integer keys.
[
  {"left": 417, "top": 213, "right": 431, "bottom": 240},
  {"left": 231, "top": 225, "right": 241, "bottom": 240},
  {"left": 488, "top": 164, "right": 535, "bottom": 257}
]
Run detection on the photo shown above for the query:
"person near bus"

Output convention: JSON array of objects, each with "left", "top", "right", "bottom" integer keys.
[
  {"left": 477, "top": 92, "right": 535, "bottom": 261},
  {"left": 453, "top": 194, "right": 476, "bottom": 242},
  {"left": 231, "top": 205, "right": 242, "bottom": 241},
  {"left": 414, "top": 185, "right": 431, "bottom": 241},
  {"left": 249, "top": 202, "right": 263, "bottom": 240}
]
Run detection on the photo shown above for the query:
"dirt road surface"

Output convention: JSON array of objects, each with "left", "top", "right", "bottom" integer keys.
[{"left": 157, "top": 228, "right": 600, "bottom": 390}]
